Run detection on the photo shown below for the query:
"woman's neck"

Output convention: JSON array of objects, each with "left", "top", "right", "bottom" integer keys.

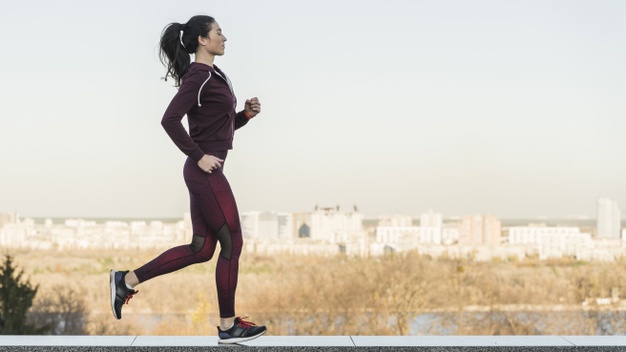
[{"left": 195, "top": 51, "right": 215, "bottom": 67}]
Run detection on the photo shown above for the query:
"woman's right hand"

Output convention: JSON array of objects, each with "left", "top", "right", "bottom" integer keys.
[{"left": 197, "top": 154, "right": 224, "bottom": 173}]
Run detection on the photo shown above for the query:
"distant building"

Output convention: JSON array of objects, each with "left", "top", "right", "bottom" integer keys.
[
  {"left": 292, "top": 212, "right": 311, "bottom": 239},
  {"left": 458, "top": 214, "right": 501, "bottom": 246},
  {"left": 375, "top": 226, "right": 442, "bottom": 248},
  {"left": 310, "top": 205, "right": 363, "bottom": 243},
  {"left": 0, "top": 212, "right": 18, "bottom": 229},
  {"left": 259, "top": 212, "right": 279, "bottom": 241},
  {"left": 509, "top": 226, "right": 593, "bottom": 260},
  {"left": 377, "top": 215, "right": 412, "bottom": 227},
  {"left": 0, "top": 217, "right": 27, "bottom": 248},
  {"left": 0, "top": 215, "right": 190, "bottom": 251},
  {"left": 372, "top": 211, "right": 445, "bottom": 255},
  {"left": 298, "top": 223, "right": 310, "bottom": 238},
  {"left": 420, "top": 210, "right": 442, "bottom": 228},
  {"left": 597, "top": 198, "right": 621, "bottom": 238},
  {"left": 241, "top": 206, "right": 367, "bottom": 256},
  {"left": 441, "top": 226, "right": 460, "bottom": 245},
  {"left": 241, "top": 211, "right": 260, "bottom": 240},
  {"left": 240, "top": 211, "right": 294, "bottom": 241}
]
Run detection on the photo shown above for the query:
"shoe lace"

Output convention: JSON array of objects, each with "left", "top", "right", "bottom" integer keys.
[
  {"left": 124, "top": 290, "right": 138, "bottom": 305},
  {"left": 237, "top": 316, "right": 257, "bottom": 329}
]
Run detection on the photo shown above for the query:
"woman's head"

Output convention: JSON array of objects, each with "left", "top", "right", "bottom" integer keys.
[
  {"left": 197, "top": 21, "right": 227, "bottom": 58},
  {"left": 159, "top": 15, "right": 224, "bottom": 86}
]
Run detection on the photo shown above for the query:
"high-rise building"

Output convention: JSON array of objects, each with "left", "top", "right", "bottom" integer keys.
[
  {"left": 483, "top": 215, "right": 502, "bottom": 246},
  {"left": 597, "top": 198, "right": 621, "bottom": 238},
  {"left": 277, "top": 212, "right": 294, "bottom": 240},
  {"left": 0, "top": 213, "right": 18, "bottom": 229},
  {"left": 240, "top": 211, "right": 294, "bottom": 241},
  {"left": 420, "top": 210, "right": 442, "bottom": 228},
  {"left": 458, "top": 214, "right": 501, "bottom": 246},
  {"left": 259, "top": 212, "right": 279, "bottom": 241},
  {"left": 240, "top": 211, "right": 260, "bottom": 240},
  {"left": 310, "top": 205, "right": 363, "bottom": 243}
]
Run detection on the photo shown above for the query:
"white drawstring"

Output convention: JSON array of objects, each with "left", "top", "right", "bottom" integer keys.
[
  {"left": 197, "top": 72, "right": 211, "bottom": 107},
  {"left": 179, "top": 30, "right": 186, "bottom": 49}
]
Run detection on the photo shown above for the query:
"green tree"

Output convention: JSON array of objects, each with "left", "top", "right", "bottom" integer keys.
[{"left": 0, "top": 256, "right": 48, "bottom": 334}]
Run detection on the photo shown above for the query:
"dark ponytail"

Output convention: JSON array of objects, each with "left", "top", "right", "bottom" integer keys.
[{"left": 159, "top": 15, "right": 215, "bottom": 86}]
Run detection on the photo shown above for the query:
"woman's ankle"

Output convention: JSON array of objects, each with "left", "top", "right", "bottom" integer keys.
[
  {"left": 125, "top": 271, "right": 139, "bottom": 288},
  {"left": 220, "top": 317, "right": 235, "bottom": 330}
]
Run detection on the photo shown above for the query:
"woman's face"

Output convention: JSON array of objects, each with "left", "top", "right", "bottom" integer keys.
[{"left": 200, "top": 22, "right": 227, "bottom": 56}]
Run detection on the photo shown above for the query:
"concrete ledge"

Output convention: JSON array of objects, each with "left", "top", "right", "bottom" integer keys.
[{"left": 0, "top": 336, "right": 625, "bottom": 352}]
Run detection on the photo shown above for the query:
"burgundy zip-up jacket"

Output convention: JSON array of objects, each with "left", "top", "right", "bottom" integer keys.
[{"left": 161, "top": 62, "right": 251, "bottom": 162}]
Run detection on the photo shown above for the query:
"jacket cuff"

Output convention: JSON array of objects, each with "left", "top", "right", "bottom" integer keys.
[{"left": 190, "top": 148, "right": 205, "bottom": 163}]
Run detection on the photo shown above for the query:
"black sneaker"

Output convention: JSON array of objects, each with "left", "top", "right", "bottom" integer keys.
[
  {"left": 218, "top": 317, "right": 267, "bottom": 344},
  {"left": 109, "top": 269, "right": 138, "bottom": 320}
]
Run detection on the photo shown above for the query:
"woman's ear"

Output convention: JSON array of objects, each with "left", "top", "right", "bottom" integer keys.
[{"left": 198, "top": 35, "right": 207, "bottom": 46}]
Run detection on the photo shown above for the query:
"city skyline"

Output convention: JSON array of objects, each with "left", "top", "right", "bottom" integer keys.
[
  {"left": 1, "top": 197, "right": 622, "bottom": 223},
  {"left": 0, "top": 199, "right": 622, "bottom": 221},
  {"left": 1, "top": 1, "right": 625, "bottom": 219},
  {"left": 2, "top": 205, "right": 624, "bottom": 262},
  {"left": 0, "top": 197, "right": 623, "bottom": 223}
]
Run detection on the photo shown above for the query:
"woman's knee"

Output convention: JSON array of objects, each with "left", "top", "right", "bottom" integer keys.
[
  {"left": 216, "top": 224, "right": 243, "bottom": 260},
  {"left": 189, "top": 234, "right": 214, "bottom": 262}
]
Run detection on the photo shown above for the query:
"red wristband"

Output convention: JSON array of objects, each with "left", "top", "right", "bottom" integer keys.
[{"left": 244, "top": 111, "right": 253, "bottom": 119}]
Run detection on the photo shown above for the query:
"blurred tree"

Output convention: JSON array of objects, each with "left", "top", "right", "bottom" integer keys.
[
  {"left": 30, "top": 285, "right": 87, "bottom": 335},
  {"left": 0, "top": 256, "right": 48, "bottom": 334}
]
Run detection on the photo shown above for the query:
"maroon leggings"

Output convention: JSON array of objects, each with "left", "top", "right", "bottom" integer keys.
[{"left": 134, "top": 152, "right": 243, "bottom": 318}]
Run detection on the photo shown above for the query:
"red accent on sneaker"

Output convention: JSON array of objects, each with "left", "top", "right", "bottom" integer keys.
[
  {"left": 237, "top": 317, "right": 257, "bottom": 329},
  {"left": 124, "top": 290, "right": 138, "bottom": 305}
]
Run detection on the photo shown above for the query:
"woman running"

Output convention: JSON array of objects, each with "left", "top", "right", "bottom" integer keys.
[{"left": 109, "top": 14, "right": 266, "bottom": 344}]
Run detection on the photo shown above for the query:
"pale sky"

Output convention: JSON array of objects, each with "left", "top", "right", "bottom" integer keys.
[{"left": 0, "top": 0, "right": 624, "bottom": 219}]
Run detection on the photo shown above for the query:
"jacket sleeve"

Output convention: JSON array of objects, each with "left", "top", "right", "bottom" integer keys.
[
  {"left": 161, "top": 74, "right": 206, "bottom": 162},
  {"left": 234, "top": 110, "right": 251, "bottom": 130}
]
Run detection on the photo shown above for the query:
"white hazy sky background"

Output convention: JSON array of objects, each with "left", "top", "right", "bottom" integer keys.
[{"left": 0, "top": 0, "right": 624, "bottom": 219}]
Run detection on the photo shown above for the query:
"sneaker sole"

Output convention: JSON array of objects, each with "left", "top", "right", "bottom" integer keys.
[
  {"left": 218, "top": 329, "right": 266, "bottom": 344},
  {"left": 109, "top": 269, "right": 121, "bottom": 320}
]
